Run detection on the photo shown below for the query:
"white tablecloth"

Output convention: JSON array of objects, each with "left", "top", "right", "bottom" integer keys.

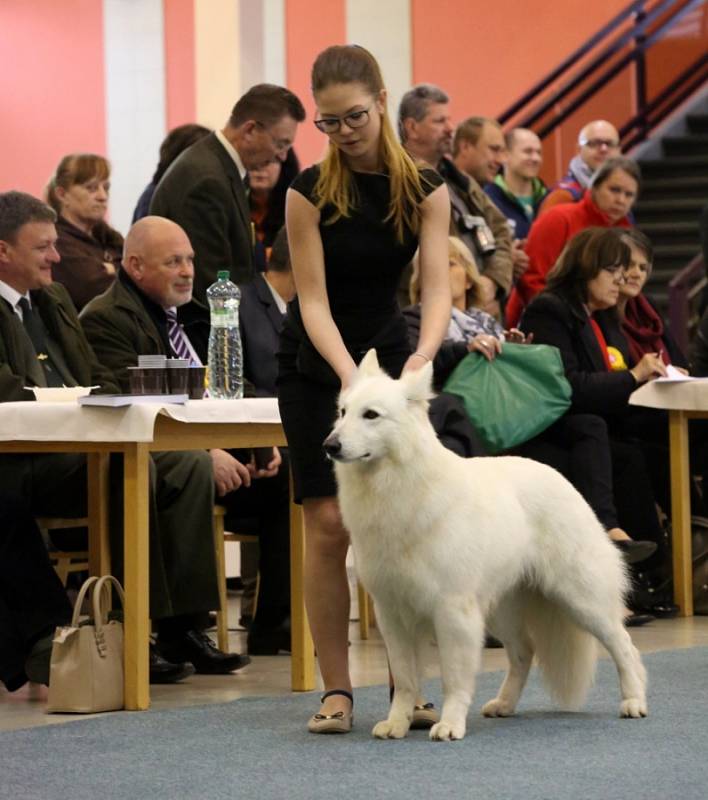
[
  {"left": 0, "top": 398, "right": 281, "bottom": 443},
  {"left": 629, "top": 379, "right": 708, "bottom": 412}
]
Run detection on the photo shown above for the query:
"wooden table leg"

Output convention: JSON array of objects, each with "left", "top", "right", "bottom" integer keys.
[
  {"left": 123, "top": 443, "right": 151, "bottom": 709},
  {"left": 669, "top": 410, "right": 693, "bottom": 617},
  {"left": 289, "top": 479, "right": 315, "bottom": 691},
  {"left": 87, "top": 451, "right": 111, "bottom": 576}
]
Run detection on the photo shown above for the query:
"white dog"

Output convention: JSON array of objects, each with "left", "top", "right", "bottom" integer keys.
[{"left": 324, "top": 350, "right": 648, "bottom": 741}]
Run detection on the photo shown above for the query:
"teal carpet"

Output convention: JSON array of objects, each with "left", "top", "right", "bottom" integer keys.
[{"left": 1, "top": 648, "right": 707, "bottom": 800}]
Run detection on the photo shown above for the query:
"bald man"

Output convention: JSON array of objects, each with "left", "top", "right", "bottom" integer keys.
[
  {"left": 538, "top": 120, "right": 621, "bottom": 214},
  {"left": 81, "top": 216, "right": 292, "bottom": 656}
]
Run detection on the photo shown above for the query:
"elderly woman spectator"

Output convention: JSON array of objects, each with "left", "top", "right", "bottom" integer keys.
[
  {"left": 507, "top": 156, "right": 641, "bottom": 326},
  {"left": 132, "top": 124, "right": 211, "bottom": 223},
  {"left": 46, "top": 154, "right": 123, "bottom": 310},
  {"left": 404, "top": 236, "right": 525, "bottom": 387}
]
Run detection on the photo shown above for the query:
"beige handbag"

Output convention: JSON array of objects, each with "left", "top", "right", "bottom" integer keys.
[{"left": 47, "top": 575, "right": 125, "bottom": 713}]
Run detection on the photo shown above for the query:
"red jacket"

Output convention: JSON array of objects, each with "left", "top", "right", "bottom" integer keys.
[{"left": 506, "top": 193, "right": 631, "bottom": 327}]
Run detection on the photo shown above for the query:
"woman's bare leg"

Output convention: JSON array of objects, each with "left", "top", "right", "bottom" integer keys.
[{"left": 303, "top": 496, "right": 352, "bottom": 716}]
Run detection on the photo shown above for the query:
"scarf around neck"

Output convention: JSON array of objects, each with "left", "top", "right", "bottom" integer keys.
[
  {"left": 621, "top": 294, "right": 669, "bottom": 366},
  {"left": 568, "top": 154, "right": 596, "bottom": 190}
]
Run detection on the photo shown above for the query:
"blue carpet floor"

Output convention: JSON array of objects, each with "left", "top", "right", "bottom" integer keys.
[{"left": 1, "top": 647, "right": 707, "bottom": 800}]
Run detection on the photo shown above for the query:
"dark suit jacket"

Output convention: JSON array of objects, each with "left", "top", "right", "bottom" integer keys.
[
  {"left": 520, "top": 290, "right": 637, "bottom": 415},
  {"left": 0, "top": 283, "right": 118, "bottom": 401},
  {"left": 149, "top": 133, "right": 255, "bottom": 328},
  {"left": 239, "top": 275, "right": 285, "bottom": 397}
]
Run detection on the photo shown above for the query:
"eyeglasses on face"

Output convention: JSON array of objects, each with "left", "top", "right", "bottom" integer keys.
[
  {"left": 314, "top": 106, "right": 371, "bottom": 134},
  {"left": 580, "top": 138, "right": 620, "bottom": 150},
  {"left": 255, "top": 122, "right": 292, "bottom": 154}
]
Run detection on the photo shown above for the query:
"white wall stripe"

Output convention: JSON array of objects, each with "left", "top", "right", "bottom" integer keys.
[
  {"left": 262, "top": 0, "right": 286, "bottom": 87},
  {"left": 345, "top": 0, "right": 412, "bottom": 132},
  {"left": 103, "top": 0, "right": 166, "bottom": 235},
  {"left": 195, "top": 0, "right": 240, "bottom": 129}
]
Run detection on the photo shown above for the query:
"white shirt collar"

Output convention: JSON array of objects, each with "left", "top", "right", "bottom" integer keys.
[
  {"left": 215, "top": 129, "right": 247, "bottom": 181},
  {"left": 0, "top": 280, "right": 30, "bottom": 318},
  {"left": 261, "top": 273, "right": 287, "bottom": 315}
]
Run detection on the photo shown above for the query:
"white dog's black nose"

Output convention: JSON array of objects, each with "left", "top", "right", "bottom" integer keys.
[{"left": 323, "top": 435, "right": 341, "bottom": 459}]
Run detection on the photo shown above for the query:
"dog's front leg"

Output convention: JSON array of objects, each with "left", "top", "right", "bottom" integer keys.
[
  {"left": 371, "top": 607, "right": 417, "bottom": 739},
  {"left": 430, "top": 599, "right": 484, "bottom": 741}
]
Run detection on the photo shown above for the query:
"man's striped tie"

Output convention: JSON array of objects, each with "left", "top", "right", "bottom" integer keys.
[{"left": 166, "top": 308, "right": 198, "bottom": 364}]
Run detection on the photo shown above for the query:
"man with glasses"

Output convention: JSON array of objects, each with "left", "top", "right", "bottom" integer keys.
[
  {"left": 538, "top": 119, "right": 621, "bottom": 214},
  {"left": 150, "top": 85, "right": 305, "bottom": 358}
]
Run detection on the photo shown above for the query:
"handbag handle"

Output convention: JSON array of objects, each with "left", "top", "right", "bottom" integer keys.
[
  {"left": 70, "top": 576, "right": 101, "bottom": 627},
  {"left": 92, "top": 575, "right": 126, "bottom": 636}
]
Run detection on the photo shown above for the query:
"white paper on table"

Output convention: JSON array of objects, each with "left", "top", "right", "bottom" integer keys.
[{"left": 653, "top": 365, "right": 708, "bottom": 383}]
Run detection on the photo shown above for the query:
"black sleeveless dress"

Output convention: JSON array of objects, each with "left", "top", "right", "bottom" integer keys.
[{"left": 277, "top": 165, "right": 443, "bottom": 501}]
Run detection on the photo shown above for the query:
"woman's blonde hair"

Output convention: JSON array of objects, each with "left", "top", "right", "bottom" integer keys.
[
  {"left": 409, "top": 236, "right": 482, "bottom": 306},
  {"left": 46, "top": 154, "right": 111, "bottom": 214},
  {"left": 311, "top": 45, "right": 432, "bottom": 242}
]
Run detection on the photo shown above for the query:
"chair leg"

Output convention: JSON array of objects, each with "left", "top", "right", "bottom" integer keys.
[
  {"left": 358, "top": 581, "right": 370, "bottom": 640},
  {"left": 213, "top": 511, "right": 230, "bottom": 652}
]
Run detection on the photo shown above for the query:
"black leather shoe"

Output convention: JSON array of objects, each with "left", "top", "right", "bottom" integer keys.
[
  {"left": 612, "top": 539, "right": 658, "bottom": 565},
  {"left": 636, "top": 602, "right": 679, "bottom": 619},
  {"left": 247, "top": 620, "right": 291, "bottom": 655},
  {"left": 624, "top": 612, "right": 655, "bottom": 627},
  {"left": 159, "top": 629, "right": 251, "bottom": 674},
  {"left": 150, "top": 645, "right": 195, "bottom": 684},
  {"left": 24, "top": 634, "right": 54, "bottom": 685}
]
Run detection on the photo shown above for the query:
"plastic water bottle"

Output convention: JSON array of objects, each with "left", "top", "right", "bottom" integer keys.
[{"left": 207, "top": 270, "right": 243, "bottom": 399}]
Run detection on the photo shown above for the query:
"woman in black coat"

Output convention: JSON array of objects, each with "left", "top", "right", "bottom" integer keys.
[{"left": 520, "top": 227, "right": 675, "bottom": 617}]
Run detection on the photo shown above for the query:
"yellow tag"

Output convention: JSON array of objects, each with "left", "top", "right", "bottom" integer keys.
[{"left": 607, "top": 346, "right": 627, "bottom": 371}]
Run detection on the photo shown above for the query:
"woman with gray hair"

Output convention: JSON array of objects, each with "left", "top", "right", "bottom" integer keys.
[{"left": 507, "top": 156, "right": 641, "bottom": 326}]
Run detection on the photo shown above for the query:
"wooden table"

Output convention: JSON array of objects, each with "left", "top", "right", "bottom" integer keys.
[
  {"left": 630, "top": 379, "right": 708, "bottom": 616},
  {"left": 0, "top": 399, "right": 315, "bottom": 708}
]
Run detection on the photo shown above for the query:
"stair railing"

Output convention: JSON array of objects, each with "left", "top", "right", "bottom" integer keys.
[{"left": 669, "top": 255, "right": 706, "bottom": 353}]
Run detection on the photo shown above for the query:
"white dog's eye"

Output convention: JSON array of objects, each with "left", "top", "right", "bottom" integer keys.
[
  {"left": 340, "top": 408, "right": 346, "bottom": 418},
  {"left": 363, "top": 409, "right": 379, "bottom": 420}
]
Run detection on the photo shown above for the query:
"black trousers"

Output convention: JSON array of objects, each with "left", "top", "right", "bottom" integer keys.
[
  {"left": 0, "top": 492, "right": 72, "bottom": 691},
  {"left": 219, "top": 450, "right": 290, "bottom": 629}
]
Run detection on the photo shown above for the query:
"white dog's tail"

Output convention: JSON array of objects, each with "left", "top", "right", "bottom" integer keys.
[{"left": 525, "top": 593, "right": 597, "bottom": 710}]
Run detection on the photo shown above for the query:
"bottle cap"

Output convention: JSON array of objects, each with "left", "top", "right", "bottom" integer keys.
[{"left": 217, "top": 270, "right": 230, "bottom": 281}]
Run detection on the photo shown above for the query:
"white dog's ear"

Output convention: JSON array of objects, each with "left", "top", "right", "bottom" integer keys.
[
  {"left": 401, "top": 361, "right": 434, "bottom": 403},
  {"left": 356, "top": 349, "right": 381, "bottom": 379}
]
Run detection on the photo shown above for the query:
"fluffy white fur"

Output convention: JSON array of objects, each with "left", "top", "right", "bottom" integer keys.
[{"left": 324, "top": 350, "right": 648, "bottom": 741}]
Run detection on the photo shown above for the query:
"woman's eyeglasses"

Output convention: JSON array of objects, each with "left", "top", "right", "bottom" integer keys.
[{"left": 314, "top": 106, "right": 371, "bottom": 134}]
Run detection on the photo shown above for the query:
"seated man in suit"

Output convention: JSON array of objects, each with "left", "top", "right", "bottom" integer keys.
[
  {"left": 240, "top": 225, "right": 295, "bottom": 397},
  {"left": 0, "top": 191, "right": 249, "bottom": 685},
  {"left": 81, "top": 216, "right": 291, "bottom": 655}
]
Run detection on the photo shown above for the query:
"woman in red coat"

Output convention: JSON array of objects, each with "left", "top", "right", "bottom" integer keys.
[{"left": 506, "top": 156, "right": 640, "bottom": 326}]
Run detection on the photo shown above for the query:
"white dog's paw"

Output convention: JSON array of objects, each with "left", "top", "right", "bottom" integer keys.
[
  {"left": 619, "top": 698, "right": 648, "bottom": 718},
  {"left": 429, "top": 720, "right": 466, "bottom": 741},
  {"left": 372, "top": 718, "right": 410, "bottom": 739},
  {"left": 481, "top": 698, "right": 516, "bottom": 718}
]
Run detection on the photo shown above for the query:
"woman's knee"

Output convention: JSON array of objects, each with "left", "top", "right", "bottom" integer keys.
[{"left": 304, "top": 497, "right": 349, "bottom": 556}]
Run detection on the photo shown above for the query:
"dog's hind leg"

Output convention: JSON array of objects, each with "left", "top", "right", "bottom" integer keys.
[
  {"left": 429, "top": 599, "right": 485, "bottom": 741},
  {"left": 371, "top": 607, "right": 419, "bottom": 739},
  {"left": 562, "top": 596, "right": 648, "bottom": 718},
  {"left": 481, "top": 599, "right": 534, "bottom": 718}
]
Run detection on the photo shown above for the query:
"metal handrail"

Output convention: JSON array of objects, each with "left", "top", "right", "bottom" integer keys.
[
  {"left": 497, "top": 0, "right": 706, "bottom": 149},
  {"left": 669, "top": 255, "right": 706, "bottom": 352},
  {"left": 498, "top": 0, "right": 647, "bottom": 124}
]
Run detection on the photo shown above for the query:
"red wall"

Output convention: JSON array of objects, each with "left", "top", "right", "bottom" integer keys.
[
  {"left": 0, "top": 0, "right": 106, "bottom": 197},
  {"left": 163, "top": 0, "right": 196, "bottom": 130},
  {"left": 285, "top": 0, "right": 347, "bottom": 168}
]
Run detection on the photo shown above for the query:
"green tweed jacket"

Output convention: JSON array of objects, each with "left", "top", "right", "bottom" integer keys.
[{"left": 0, "top": 282, "right": 118, "bottom": 401}]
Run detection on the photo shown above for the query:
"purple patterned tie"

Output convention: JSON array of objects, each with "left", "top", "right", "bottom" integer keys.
[{"left": 166, "top": 308, "right": 200, "bottom": 365}]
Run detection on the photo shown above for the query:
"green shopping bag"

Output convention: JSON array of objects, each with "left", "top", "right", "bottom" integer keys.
[{"left": 442, "top": 343, "right": 572, "bottom": 454}]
